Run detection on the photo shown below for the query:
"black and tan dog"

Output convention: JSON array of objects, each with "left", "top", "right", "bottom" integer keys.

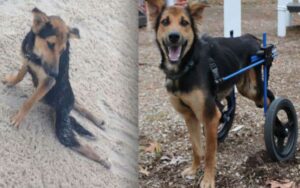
[
  {"left": 2, "top": 8, "right": 110, "bottom": 169},
  {"left": 146, "top": 0, "right": 275, "bottom": 187}
]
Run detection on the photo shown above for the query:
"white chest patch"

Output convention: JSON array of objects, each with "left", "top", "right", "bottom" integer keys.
[
  {"left": 165, "top": 78, "right": 173, "bottom": 88},
  {"left": 165, "top": 61, "right": 178, "bottom": 72}
]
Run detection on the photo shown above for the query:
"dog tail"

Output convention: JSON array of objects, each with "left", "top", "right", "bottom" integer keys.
[{"left": 55, "top": 110, "right": 111, "bottom": 169}]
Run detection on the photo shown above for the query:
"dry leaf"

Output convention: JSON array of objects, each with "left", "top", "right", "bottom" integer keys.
[
  {"left": 160, "top": 155, "right": 171, "bottom": 162},
  {"left": 139, "top": 166, "right": 150, "bottom": 176},
  {"left": 231, "top": 125, "right": 244, "bottom": 132},
  {"left": 169, "top": 156, "right": 188, "bottom": 166},
  {"left": 144, "top": 141, "right": 162, "bottom": 154},
  {"left": 266, "top": 179, "right": 296, "bottom": 188}
]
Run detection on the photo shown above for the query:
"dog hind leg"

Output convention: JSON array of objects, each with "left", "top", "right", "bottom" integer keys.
[
  {"left": 69, "top": 116, "right": 96, "bottom": 140},
  {"left": 74, "top": 100, "right": 105, "bottom": 130},
  {"left": 56, "top": 110, "right": 110, "bottom": 169},
  {"left": 237, "top": 68, "right": 274, "bottom": 108}
]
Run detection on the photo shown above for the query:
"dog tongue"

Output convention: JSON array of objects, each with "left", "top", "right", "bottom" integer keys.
[{"left": 168, "top": 46, "right": 181, "bottom": 61}]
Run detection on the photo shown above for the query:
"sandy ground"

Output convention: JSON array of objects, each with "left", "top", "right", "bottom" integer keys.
[
  {"left": 0, "top": 0, "right": 138, "bottom": 188},
  {"left": 139, "top": 2, "right": 300, "bottom": 188}
]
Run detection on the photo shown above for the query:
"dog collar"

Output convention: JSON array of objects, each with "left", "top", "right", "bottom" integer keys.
[{"left": 165, "top": 60, "right": 194, "bottom": 80}]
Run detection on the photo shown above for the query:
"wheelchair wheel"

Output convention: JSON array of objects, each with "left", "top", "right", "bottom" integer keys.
[
  {"left": 264, "top": 98, "right": 298, "bottom": 161},
  {"left": 217, "top": 89, "right": 236, "bottom": 142}
]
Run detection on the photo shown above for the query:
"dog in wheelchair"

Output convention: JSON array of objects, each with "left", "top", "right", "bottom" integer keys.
[{"left": 146, "top": 0, "right": 276, "bottom": 187}]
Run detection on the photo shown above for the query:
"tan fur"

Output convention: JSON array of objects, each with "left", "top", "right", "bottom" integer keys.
[
  {"left": 237, "top": 69, "right": 271, "bottom": 107},
  {"left": 2, "top": 7, "right": 110, "bottom": 169},
  {"left": 148, "top": 0, "right": 207, "bottom": 72},
  {"left": 147, "top": 1, "right": 275, "bottom": 187},
  {"left": 3, "top": 8, "right": 79, "bottom": 127},
  {"left": 170, "top": 94, "right": 204, "bottom": 176},
  {"left": 147, "top": 1, "right": 219, "bottom": 187},
  {"left": 74, "top": 144, "right": 111, "bottom": 169},
  {"left": 201, "top": 106, "right": 220, "bottom": 188},
  {"left": 169, "top": 89, "right": 220, "bottom": 187},
  {"left": 33, "top": 16, "right": 71, "bottom": 75},
  {"left": 189, "top": 2, "right": 208, "bottom": 20},
  {"left": 157, "top": 7, "right": 195, "bottom": 65},
  {"left": 2, "top": 59, "right": 28, "bottom": 86},
  {"left": 11, "top": 62, "right": 56, "bottom": 127},
  {"left": 32, "top": 8, "right": 49, "bottom": 33},
  {"left": 146, "top": 0, "right": 165, "bottom": 21}
]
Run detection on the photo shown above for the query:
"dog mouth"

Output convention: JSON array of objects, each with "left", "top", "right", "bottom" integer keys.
[
  {"left": 164, "top": 40, "right": 187, "bottom": 64},
  {"left": 168, "top": 46, "right": 182, "bottom": 63}
]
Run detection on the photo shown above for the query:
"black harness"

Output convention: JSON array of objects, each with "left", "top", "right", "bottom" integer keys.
[
  {"left": 208, "top": 58, "right": 222, "bottom": 85},
  {"left": 164, "top": 60, "right": 194, "bottom": 80},
  {"left": 164, "top": 57, "right": 221, "bottom": 88}
]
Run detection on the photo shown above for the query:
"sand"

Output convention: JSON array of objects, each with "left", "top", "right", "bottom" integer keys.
[{"left": 0, "top": 0, "right": 138, "bottom": 187}]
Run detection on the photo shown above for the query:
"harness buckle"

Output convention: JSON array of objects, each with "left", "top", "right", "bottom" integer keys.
[
  {"left": 261, "top": 44, "right": 274, "bottom": 67},
  {"left": 208, "top": 58, "right": 222, "bottom": 85}
]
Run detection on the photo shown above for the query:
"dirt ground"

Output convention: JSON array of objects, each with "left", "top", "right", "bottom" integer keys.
[
  {"left": 0, "top": 1, "right": 138, "bottom": 188},
  {"left": 138, "top": 2, "right": 300, "bottom": 188}
]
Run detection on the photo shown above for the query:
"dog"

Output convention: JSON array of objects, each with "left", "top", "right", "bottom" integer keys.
[
  {"left": 146, "top": 0, "right": 275, "bottom": 187},
  {"left": 2, "top": 8, "right": 110, "bottom": 169}
]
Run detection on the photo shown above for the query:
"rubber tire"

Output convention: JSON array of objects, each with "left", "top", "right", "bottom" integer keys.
[
  {"left": 264, "top": 98, "right": 298, "bottom": 161},
  {"left": 217, "top": 90, "right": 236, "bottom": 142}
]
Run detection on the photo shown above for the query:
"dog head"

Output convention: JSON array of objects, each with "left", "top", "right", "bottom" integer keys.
[
  {"left": 147, "top": 0, "right": 207, "bottom": 71},
  {"left": 30, "top": 8, "right": 80, "bottom": 75}
]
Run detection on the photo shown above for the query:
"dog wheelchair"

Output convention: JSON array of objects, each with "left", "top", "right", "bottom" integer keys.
[{"left": 215, "top": 33, "right": 298, "bottom": 161}]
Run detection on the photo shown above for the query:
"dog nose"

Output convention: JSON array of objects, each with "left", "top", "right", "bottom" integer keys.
[{"left": 168, "top": 32, "right": 180, "bottom": 43}]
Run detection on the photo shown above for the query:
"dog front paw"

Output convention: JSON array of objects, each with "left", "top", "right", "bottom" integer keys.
[
  {"left": 11, "top": 111, "right": 25, "bottom": 128},
  {"left": 200, "top": 174, "right": 215, "bottom": 188},
  {"left": 2, "top": 75, "right": 16, "bottom": 86}
]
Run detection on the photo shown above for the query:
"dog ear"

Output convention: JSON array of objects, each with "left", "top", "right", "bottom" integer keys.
[
  {"left": 146, "top": 0, "right": 165, "bottom": 21},
  {"left": 188, "top": 2, "right": 208, "bottom": 21},
  {"left": 31, "top": 7, "right": 49, "bottom": 33},
  {"left": 69, "top": 27, "right": 80, "bottom": 39}
]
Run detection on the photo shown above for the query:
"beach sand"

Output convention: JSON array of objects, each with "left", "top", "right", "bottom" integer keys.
[{"left": 0, "top": 0, "right": 138, "bottom": 187}]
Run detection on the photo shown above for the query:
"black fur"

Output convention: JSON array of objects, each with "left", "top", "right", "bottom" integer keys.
[
  {"left": 38, "top": 22, "right": 56, "bottom": 38},
  {"left": 22, "top": 31, "right": 58, "bottom": 78},
  {"left": 22, "top": 31, "right": 40, "bottom": 66},
  {"left": 22, "top": 30, "right": 94, "bottom": 149},
  {"left": 70, "top": 116, "right": 95, "bottom": 140},
  {"left": 156, "top": 7, "right": 267, "bottom": 119}
]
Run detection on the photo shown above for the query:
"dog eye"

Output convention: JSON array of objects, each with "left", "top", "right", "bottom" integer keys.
[
  {"left": 180, "top": 19, "right": 189, "bottom": 27},
  {"left": 161, "top": 18, "right": 170, "bottom": 26},
  {"left": 47, "top": 42, "right": 55, "bottom": 50}
]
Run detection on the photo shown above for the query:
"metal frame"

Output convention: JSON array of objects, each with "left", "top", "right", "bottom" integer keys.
[{"left": 217, "top": 33, "right": 277, "bottom": 115}]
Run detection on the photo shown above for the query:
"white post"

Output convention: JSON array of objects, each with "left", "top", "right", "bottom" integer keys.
[
  {"left": 166, "top": 0, "right": 175, "bottom": 6},
  {"left": 277, "top": 0, "right": 293, "bottom": 37},
  {"left": 224, "top": 0, "right": 241, "bottom": 37},
  {"left": 277, "top": 0, "right": 286, "bottom": 37},
  {"left": 299, "top": 0, "right": 300, "bottom": 16}
]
